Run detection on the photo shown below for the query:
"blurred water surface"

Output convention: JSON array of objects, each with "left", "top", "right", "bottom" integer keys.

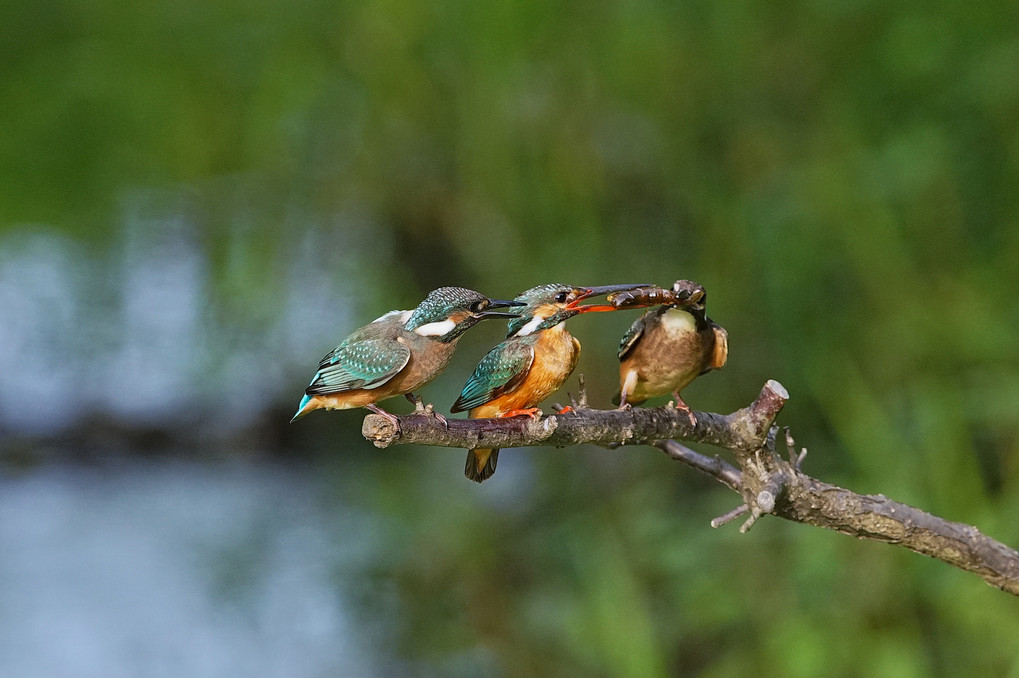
[
  {"left": 0, "top": 458, "right": 382, "bottom": 678},
  {"left": 0, "top": 214, "right": 358, "bottom": 434}
]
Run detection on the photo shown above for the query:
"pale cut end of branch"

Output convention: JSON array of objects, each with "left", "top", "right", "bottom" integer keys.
[
  {"left": 742, "top": 380, "right": 790, "bottom": 444},
  {"left": 765, "top": 379, "right": 789, "bottom": 400},
  {"left": 732, "top": 477, "right": 786, "bottom": 533},
  {"left": 363, "top": 414, "right": 399, "bottom": 448}
]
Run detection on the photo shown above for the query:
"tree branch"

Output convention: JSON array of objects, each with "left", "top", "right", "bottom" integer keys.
[{"left": 361, "top": 379, "right": 1019, "bottom": 596}]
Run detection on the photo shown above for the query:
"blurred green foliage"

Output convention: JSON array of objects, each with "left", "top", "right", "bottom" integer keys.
[{"left": 4, "top": 0, "right": 1019, "bottom": 675}]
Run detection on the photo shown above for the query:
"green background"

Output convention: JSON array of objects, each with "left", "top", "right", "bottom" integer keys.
[{"left": 2, "top": 0, "right": 1018, "bottom": 675}]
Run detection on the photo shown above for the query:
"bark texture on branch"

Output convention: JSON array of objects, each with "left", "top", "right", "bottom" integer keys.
[{"left": 361, "top": 380, "right": 1019, "bottom": 596}]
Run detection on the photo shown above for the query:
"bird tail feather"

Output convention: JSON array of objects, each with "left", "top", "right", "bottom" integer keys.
[
  {"left": 290, "top": 394, "right": 315, "bottom": 422},
  {"left": 465, "top": 449, "right": 499, "bottom": 483}
]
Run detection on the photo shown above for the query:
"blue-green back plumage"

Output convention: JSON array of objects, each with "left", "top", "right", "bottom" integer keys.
[
  {"left": 306, "top": 338, "right": 411, "bottom": 395},
  {"left": 303, "top": 316, "right": 412, "bottom": 396},
  {"left": 450, "top": 338, "right": 535, "bottom": 412}
]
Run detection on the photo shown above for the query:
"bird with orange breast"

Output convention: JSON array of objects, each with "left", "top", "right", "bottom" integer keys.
[{"left": 451, "top": 282, "right": 649, "bottom": 483}]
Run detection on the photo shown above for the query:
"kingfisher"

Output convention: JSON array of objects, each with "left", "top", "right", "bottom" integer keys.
[
  {"left": 291, "top": 287, "right": 522, "bottom": 423},
  {"left": 451, "top": 282, "right": 649, "bottom": 483},
  {"left": 614, "top": 280, "right": 728, "bottom": 424}
]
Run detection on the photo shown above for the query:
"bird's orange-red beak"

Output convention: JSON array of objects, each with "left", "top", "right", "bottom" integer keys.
[{"left": 565, "top": 283, "right": 652, "bottom": 313}]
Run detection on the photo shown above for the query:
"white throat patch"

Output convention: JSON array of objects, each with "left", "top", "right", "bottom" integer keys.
[
  {"left": 661, "top": 307, "right": 697, "bottom": 335},
  {"left": 412, "top": 318, "right": 457, "bottom": 337},
  {"left": 514, "top": 314, "right": 545, "bottom": 336}
]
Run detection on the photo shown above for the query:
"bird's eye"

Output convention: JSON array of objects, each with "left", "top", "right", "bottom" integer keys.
[
  {"left": 554, "top": 291, "right": 569, "bottom": 303},
  {"left": 470, "top": 300, "right": 489, "bottom": 313}
]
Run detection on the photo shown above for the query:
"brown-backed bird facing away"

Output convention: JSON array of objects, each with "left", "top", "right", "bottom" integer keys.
[
  {"left": 292, "top": 287, "right": 522, "bottom": 424},
  {"left": 612, "top": 280, "right": 728, "bottom": 424},
  {"left": 451, "top": 283, "right": 649, "bottom": 483}
]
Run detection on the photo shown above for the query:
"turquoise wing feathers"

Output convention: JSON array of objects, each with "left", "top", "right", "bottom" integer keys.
[
  {"left": 306, "top": 338, "right": 411, "bottom": 395},
  {"left": 451, "top": 340, "right": 534, "bottom": 412}
]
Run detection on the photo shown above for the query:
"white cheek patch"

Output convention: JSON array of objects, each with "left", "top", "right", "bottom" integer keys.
[
  {"left": 413, "top": 318, "right": 457, "bottom": 337},
  {"left": 514, "top": 315, "right": 545, "bottom": 336}
]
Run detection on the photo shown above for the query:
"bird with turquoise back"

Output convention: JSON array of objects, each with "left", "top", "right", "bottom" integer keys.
[{"left": 292, "top": 287, "right": 522, "bottom": 424}]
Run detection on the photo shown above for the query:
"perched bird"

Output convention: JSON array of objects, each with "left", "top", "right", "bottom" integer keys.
[
  {"left": 292, "top": 287, "right": 522, "bottom": 423},
  {"left": 451, "top": 283, "right": 648, "bottom": 483},
  {"left": 614, "top": 280, "right": 728, "bottom": 424}
]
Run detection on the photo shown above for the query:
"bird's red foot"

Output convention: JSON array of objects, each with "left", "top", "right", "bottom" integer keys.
[
  {"left": 672, "top": 392, "right": 697, "bottom": 426},
  {"left": 556, "top": 406, "right": 574, "bottom": 415},
  {"left": 418, "top": 406, "right": 448, "bottom": 428},
  {"left": 430, "top": 407, "right": 449, "bottom": 428},
  {"left": 500, "top": 407, "right": 542, "bottom": 419}
]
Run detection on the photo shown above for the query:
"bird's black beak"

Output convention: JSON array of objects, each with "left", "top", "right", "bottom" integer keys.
[
  {"left": 566, "top": 283, "right": 653, "bottom": 313},
  {"left": 489, "top": 298, "right": 526, "bottom": 309},
  {"left": 475, "top": 298, "right": 525, "bottom": 319}
]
